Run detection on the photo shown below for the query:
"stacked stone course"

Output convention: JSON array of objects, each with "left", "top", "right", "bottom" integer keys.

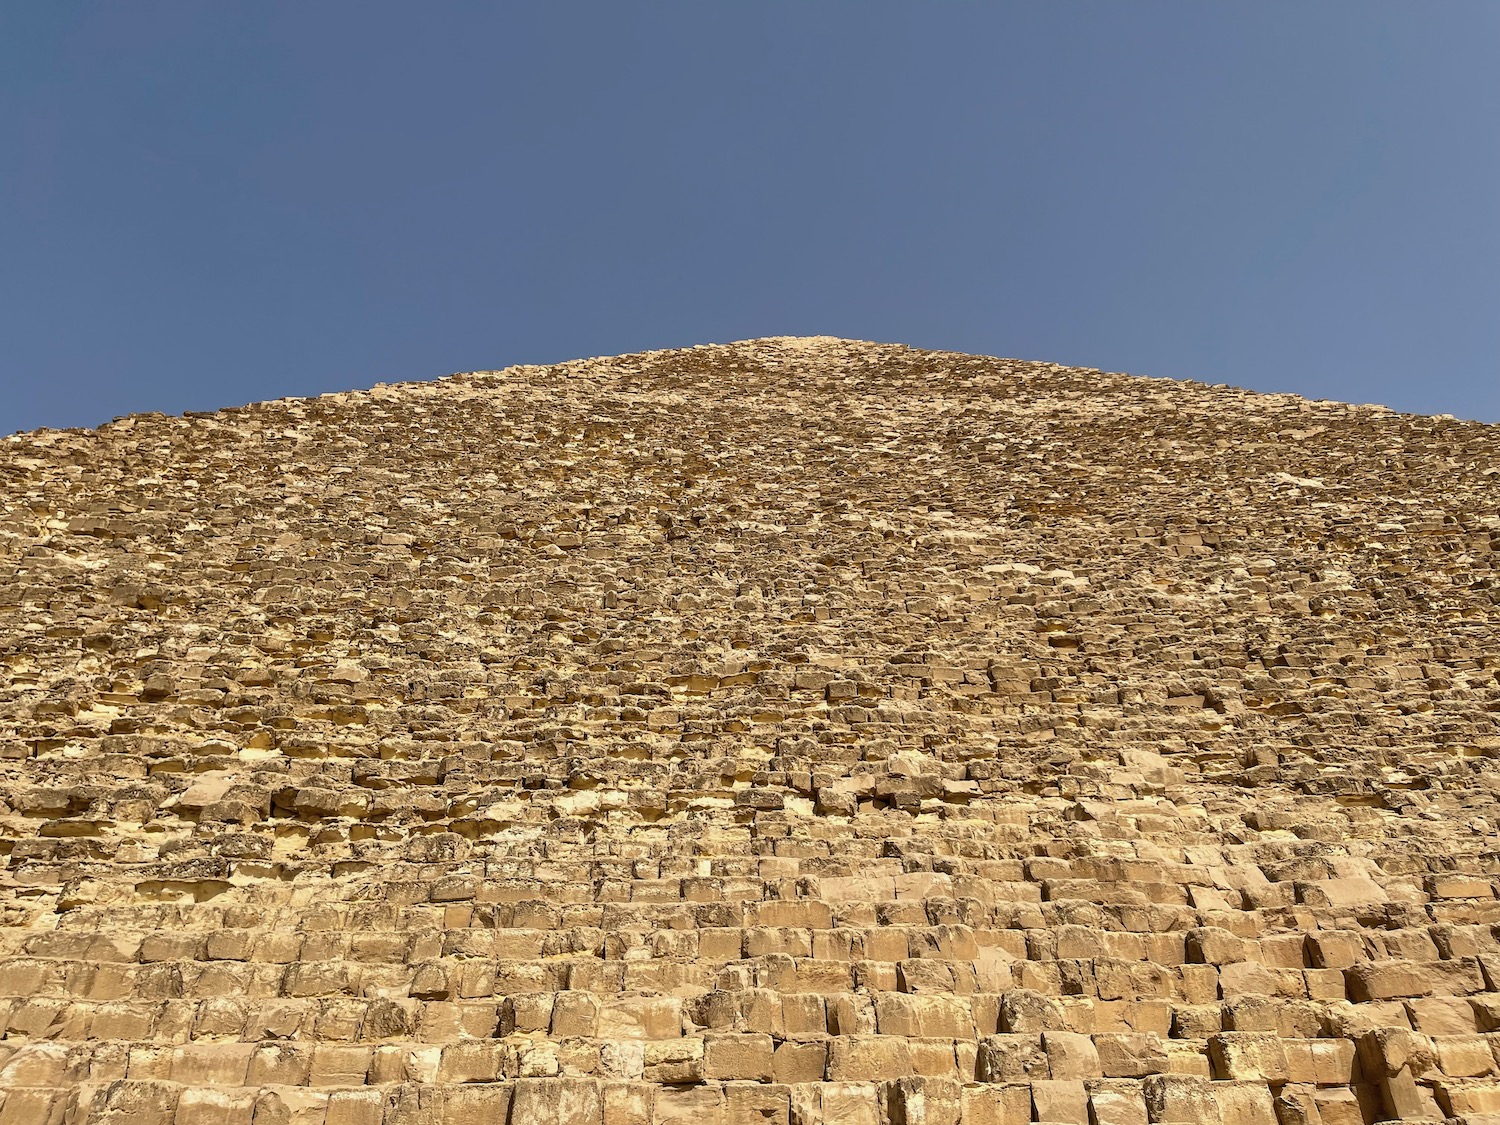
[{"left": 1, "top": 336, "right": 1498, "bottom": 1123}]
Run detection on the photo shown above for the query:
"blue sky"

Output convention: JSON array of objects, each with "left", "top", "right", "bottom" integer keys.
[{"left": 2, "top": 2, "right": 1496, "bottom": 433}]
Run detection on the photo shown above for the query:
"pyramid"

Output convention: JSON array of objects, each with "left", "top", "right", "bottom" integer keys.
[{"left": 2, "top": 337, "right": 1498, "bottom": 1125}]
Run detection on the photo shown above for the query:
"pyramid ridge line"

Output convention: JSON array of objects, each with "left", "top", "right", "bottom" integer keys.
[{"left": 5, "top": 336, "right": 1494, "bottom": 446}]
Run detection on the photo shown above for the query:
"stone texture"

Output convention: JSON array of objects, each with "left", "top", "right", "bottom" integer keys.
[{"left": 2, "top": 336, "right": 1499, "bottom": 1122}]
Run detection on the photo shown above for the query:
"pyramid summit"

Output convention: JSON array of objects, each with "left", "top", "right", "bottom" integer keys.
[{"left": 2, "top": 338, "right": 1499, "bottom": 1124}]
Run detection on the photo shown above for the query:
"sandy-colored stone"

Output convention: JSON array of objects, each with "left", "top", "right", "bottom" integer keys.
[{"left": 0, "top": 336, "right": 1497, "bottom": 1119}]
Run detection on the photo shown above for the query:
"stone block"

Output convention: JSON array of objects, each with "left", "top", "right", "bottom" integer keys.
[
  {"left": 998, "top": 990, "right": 1065, "bottom": 1033},
  {"left": 0, "top": 1088, "right": 64, "bottom": 1125},
  {"left": 1375, "top": 1068, "right": 1443, "bottom": 1121},
  {"left": 1432, "top": 1079, "right": 1500, "bottom": 1117},
  {"left": 169, "top": 1044, "right": 255, "bottom": 1086},
  {"left": 1031, "top": 1078, "right": 1088, "bottom": 1123},
  {"left": 1282, "top": 1038, "right": 1358, "bottom": 1085},
  {"left": 1406, "top": 997, "right": 1476, "bottom": 1036},
  {"left": 1206, "top": 1033, "right": 1288, "bottom": 1083},
  {"left": 1211, "top": 1082, "right": 1277, "bottom": 1125},
  {"left": 704, "top": 1033, "right": 775, "bottom": 1081},
  {"left": 826, "top": 1036, "right": 912, "bottom": 1081},
  {"left": 0, "top": 1042, "right": 70, "bottom": 1087},
  {"left": 1088, "top": 1082, "right": 1149, "bottom": 1125},
  {"left": 1095, "top": 1033, "right": 1169, "bottom": 1078},
  {"left": 789, "top": 1083, "right": 879, "bottom": 1125},
  {"left": 874, "top": 993, "right": 973, "bottom": 1038},
  {"left": 1347, "top": 961, "right": 1433, "bottom": 1002},
  {"left": 507, "top": 1079, "right": 598, "bottom": 1125},
  {"left": 1143, "top": 1075, "right": 1220, "bottom": 1123},
  {"left": 1041, "top": 1030, "right": 1101, "bottom": 1079},
  {"left": 883, "top": 1076, "right": 959, "bottom": 1125},
  {"left": 772, "top": 1039, "right": 827, "bottom": 1084},
  {"left": 324, "top": 1089, "right": 383, "bottom": 1125},
  {"left": 90, "top": 1079, "right": 180, "bottom": 1125},
  {"left": 723, "top": 1082, "right": 790, "bottom": 1125},
  {"left": 655, "top": 1082, "right": 725, "bottom": 1125},
  {"left": 436, "top": 1042, "right": 503, "bottom": 1084},
  {"left": 597, "top": 995, "right": 681, "bottom": 1039},
  {"left": 601, "top": 1082, "right": 653, "bottom": 1125},
  {"left": 780, "top": 994, "right": 827, "bottom": 1035},
  {"left": 247, "top": 1044, "right": 312, "bottom": 1087},
  {"left": 1310, "top": 1087, "right": 1369, "bottom": 1125},
  {"left": 1434, "top": 1034, "right": 1496, "bottom": 1078},
  {"left": 1186, "top": 927, "right": 1246, "bottom": 965},
  {"left": 958, "top": 1084, "right": 1032, "bottom": 1125},
  {"left": 174, "top": 1087, "right": 256, "bottom": 1125},
  {"left": 975, "top": 1034, "right": 1050, "bottom": 1081}
]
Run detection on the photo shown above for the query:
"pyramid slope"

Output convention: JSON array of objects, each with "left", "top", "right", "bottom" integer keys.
[{"left": 1, "top": 337, "right": 1499, "bottom": 1123}]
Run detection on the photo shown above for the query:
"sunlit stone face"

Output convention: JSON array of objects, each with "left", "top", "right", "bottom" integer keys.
[{"left": 1, "top": 338, "right": 1497, "bottom": 1124}]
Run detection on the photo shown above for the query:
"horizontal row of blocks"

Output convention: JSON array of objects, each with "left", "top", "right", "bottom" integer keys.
[
  {"left": 5, "top": 953, "right": 1495, "bottom": 1008},
  {"left": 7, "top": 1074, "right": 1500, "bottom": 1125},
  {"left": 6, "top": 989, "right": 1497, "bottom": 1046},
  {"left": 10, "top": 1029, "right": 1498, "bottom": 1086},
  {"left": 19, "top": 915, "right": 1500, "bottom": 969}
]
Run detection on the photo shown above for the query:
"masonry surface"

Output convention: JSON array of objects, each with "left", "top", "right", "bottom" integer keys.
[{"left": 1, "top": 337, "right": 1498, "bottom": 1124}]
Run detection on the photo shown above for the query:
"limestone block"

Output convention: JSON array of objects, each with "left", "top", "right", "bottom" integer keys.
[
  {"left": 1374, "top": 1068, "right": 1443, "bottom": 1121},
  {"left": 780, "top": 994, "right": 827, "bottom": 1035},
  {"left": 601, "top": 1082, "right": 653, "bottom": 1125},
  {"left": 1218, "top": 961, "right": 1304, "bottom": 999},
  {"left": 1095, "top": 1034, "right": 1169, "bottom": 1078},
  {"left": 703, "top": 1033, "right": 775, "bottom": 1081},
  {"left": 723, "top": 1082, "right": 790, "bottom": 1125},
  {"left": 998, "top": 990, "right": 1065, "bottom": 1033},
  {"left": 1405, "top": 997, "right": 1477, "bottom": 1036},
  {"left": 1282, "top": 1038, "right": 1357, "bottom": 1085},
  {"left": 174, "top": 1087, "right": 256, "bottom": 1125},
  {"left": 1031, "top": 1078, "right": 1088, "bottom": 1123},
  {"left": 169, "top": 1044, "right": 256, "bottom": 1086},
  {"left": 789, "top": 1082, "right": 879, "bottom": 1125},
  {"left": 1088, "top": 1082, "right": 1149, "bottom": 1125},
  {"left": 1143, "top": 1075, "right": 1220, "bottom": 1123},
  {"left": 1206, "top": 1033, "right": 1288, "bottom": 1083},
  {"left": 956, "top": 1084, "right": 1031, "bottom": 1125},
  {"left": 874, "top": 993, "right": 973, "bottom": 1038},
  {"left": 771, "top": 1039, "right": 826, "bottom": 1084},
  {"left": 435, "top": 1042, "right": 503, "bottom": 1084},
  {"left": 826, "top": 994, "right": 877, "bottom": 1036},
  {"left": 0, "top": 1041, "right": 71, "bottom": 1087},
  {"left": 597, "top": 995, "right": 681, "bottom": 1039},
  {"left": 89, "top": 1079, "right": 181, "bottom": 1125},
  {"left": 826, "top": 1035, "right": 913, "bottom": 1081},
  {"left": 655, "top": 1082, "right": 725, "bottom": 1125},
  {"left": 1040, "top": 1031, "right": 1101, "bottom": 1080},
  {"left": 975, "top": 1035, "right": 1049, "bottom": 1081},
  {"left": 1431, "top": 1079, "right": 1500, "bottom": 1117},
  {"left": 886, "top": 1076, "right": 960, "bottom": 1125},
  {"left": 909, "top": 1037, "right": 959, "bottom": 1078},
  {"left": 0, "top": 1088, "right": 64, "bottom": 1125},
  {"left": 642, "top": 1037, "right": 703, "bottom": 1084},
  {"left": 508, "top": 1078, "right": 600, "bottom": 1125},
  {"left": 1309, "top": 1087, "right": 1369, "bottom": 1125},
  {"left": 1356, "top": 1028, "right": 1435, "bottom": 1078},
  {"left": 1433, "top": 1034, "right": 1496, "bottom": 1078},
  {"left": 1185, "top": 927, "right": 1245, "bottom": 965},
  {"left": 1296, "top": 878, "right": 1388, "bottom": 909},
  {"left": 323, "top": 1089, "right": 383, "bottom": 1125}
]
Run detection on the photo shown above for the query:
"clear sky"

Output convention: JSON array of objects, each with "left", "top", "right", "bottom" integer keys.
[{"left": 2, "top": 2, "right": 1496, "bottom": 434}]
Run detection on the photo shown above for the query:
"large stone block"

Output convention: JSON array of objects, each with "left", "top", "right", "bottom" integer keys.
[
  {"left": 826, "top": 1036, "right": 913, "bottom": 1081},
  {"left": 508, "top": 1078, "right": 598, "bottom": 1125}
]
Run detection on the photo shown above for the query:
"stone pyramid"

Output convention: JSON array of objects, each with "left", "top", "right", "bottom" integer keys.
[{"left": 2, "top": 337, "right": 1499, "bottom": 1125}]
